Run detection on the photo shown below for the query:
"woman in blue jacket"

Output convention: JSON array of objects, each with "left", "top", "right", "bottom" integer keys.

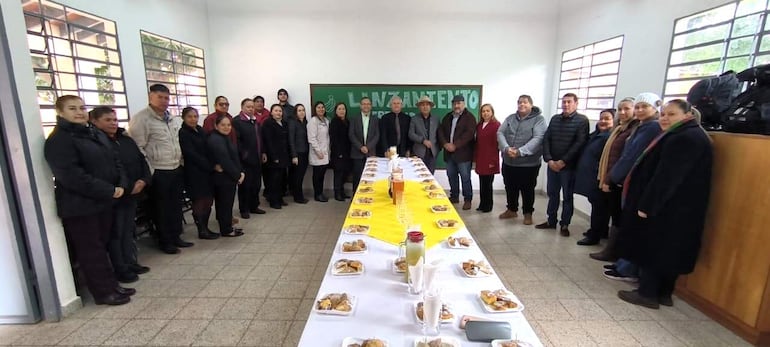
[{"left": 575, "top": 109, "right": 614, "bottom": 245}]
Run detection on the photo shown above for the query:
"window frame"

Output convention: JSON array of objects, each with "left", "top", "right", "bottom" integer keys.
[{"left": 556, "top": 35, "right": 625, "bottom": 120}]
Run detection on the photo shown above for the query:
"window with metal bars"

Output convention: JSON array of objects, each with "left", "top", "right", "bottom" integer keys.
[
  {"left": 140, "top": 31, "right": 209, "bottom": 117},
  {"left": 22, "top": 0, "right": 129, "bottom": 136},
  {"left": 556, "top": 36, "right": 624, "bottom": 120},
  {"left": 663, "top": 0, "right": 770, "bottom": 102}
]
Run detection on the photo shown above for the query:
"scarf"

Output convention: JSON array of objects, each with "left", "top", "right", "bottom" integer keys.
[
  {"left": 597, "top": 118, "right": 635, "bottom": 186},
  {"left": 621, "top": 115, "right": 695, "bottom": 208}
]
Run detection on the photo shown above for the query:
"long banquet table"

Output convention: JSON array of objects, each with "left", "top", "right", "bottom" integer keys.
[{"left": 298, "top": 157, "right": 542, "bottom": 347}]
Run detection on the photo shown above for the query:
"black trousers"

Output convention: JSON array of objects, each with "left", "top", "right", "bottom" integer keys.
[
  {"left": 266, "top": 167, "right": 288, "bottom": 205},
  {"left": 478, "top": 174, "right": 495, "bottom": 210},
  {"left": 501, "top": 164, "right": 540, "bottom": 214},
  {"left": 638, "top": 266, "right": 678, "bottom": 299},
  {"left": 108, "top": 199, "right": 138, "bottom": 275},
  {"left": 213, "top": 182, "right": 236, "bottom": 233},
  {"left": 238, "top": 164, "right": 262, "bottom": 213},
  {"left": 351, "top": 158, "right": 366, "bottom": 192},
  {"left": 332, "top": 158, "right": 351, "bottom": 195},
  {"left": 312, "top": 165, "right": 327, "bottom": 196},
  {"left": 423, "top": 153, "right": 436, "bottom": 174},
  {"left": 62, "top": 210, "right": 118, "bottom": 299},
  {"left": 606, "top": 187, "right": 622, "bottom": 228},
  {"left": 586, "top": 190, "right": 611, "bottom": 239},
  {"left": 150, "top": 168, "right": 184, "bottom": 246},
  {"left": 289, "top": 152, "right": 309, "bottom": 200}
]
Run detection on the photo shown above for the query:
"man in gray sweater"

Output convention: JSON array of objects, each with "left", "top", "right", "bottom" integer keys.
[
  {"left": 536, "top": 93, "right": 589, "bottom": 236},
  {"left": 496, "top": 95, "right": 546, "bottom": 225}
]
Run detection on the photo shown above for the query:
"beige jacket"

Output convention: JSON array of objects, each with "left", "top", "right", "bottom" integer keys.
[
  {"left": 307, "top": 115, "right": 330, "bottom": 166},
  {"left": 128, "top": 106, "right": 183, "bottom": 171}
]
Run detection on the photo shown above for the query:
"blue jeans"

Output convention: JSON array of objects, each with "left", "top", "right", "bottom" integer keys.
[
  {"left": 546, "top": 168, "right": 576, "bottom": 226},
  {"left": 445, "top": 158, "right": 473, "bottom": 201},
  {"left": 615, "top": 258, "right": 639, "bottom": 277}
]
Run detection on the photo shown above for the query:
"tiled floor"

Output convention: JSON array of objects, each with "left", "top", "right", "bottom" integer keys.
[{"left": 0, "top": 192, "right": 752, "bottom": 346}]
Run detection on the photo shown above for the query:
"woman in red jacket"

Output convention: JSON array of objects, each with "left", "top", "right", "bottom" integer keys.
[{"left": 474, "top": 103, "right": 501, "bottom": 212}]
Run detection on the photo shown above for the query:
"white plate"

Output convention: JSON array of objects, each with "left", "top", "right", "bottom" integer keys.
[
  {"left": 446, "top": 237, "right": 472, "bottom": 248},
  {"left": 424, "top": 185, "right": 442, "bottom": 191},
  {"left": 413, "top": 336, "right": 462, "bottom": 347},
  {"left": 478, "top": 290, "right": 525, "bottom": 313},
  {"left": 358, "top": 188, "right": 375, "bottom": 194},
  {"left": 430, "top": 205, "right": 451, "bottom": 214},
  {"left": 391, "top": 258, "right": 406, "bottom": 274},
  {"left": 341, "top": 337, "right": 389, "bottom": 347},
  {"left": 458, "top": 262, "right": 494, "bottom": 278},
  {"left": 343, "top": 225, "right": 370, "bottom": 235},
  {"left": 418, "top": 174, "right": 433, "bottom": 178},
  {"left": 354, "top": 198, "right": 373, "bottom": 205},
  {"left": 362, "top": 174, "right": 377, "bottom": 178},
  {"left": 348, "top": 211, "right": 372, "bottom": 219},
  {"left": 435, "top": 220, "right": 460, "bottom": 229},
  {"left": 340, "top": 241, "right": 368, "bottom": 254},
  {"left": 360, "top": 180, "right": 374, "bottom": 186},
  {"left": 314, "top": 294, "right": 357, "bottom": 316},
  {"left": 331, "top": 260, "right": 364, "bottom": 276},
  {"left": 412, "top": 302, "right": 455, "bottom": 324},
  {"left": 490, "top": 339, "right": 535, "bottom": 347},
  {"left": 428, "top": 193, "right": 447, "bottom": 199}
]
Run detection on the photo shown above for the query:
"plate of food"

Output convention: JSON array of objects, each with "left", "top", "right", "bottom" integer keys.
[
  {"left": 460, "top": 259, "right": 494, "bottom": 277},
  {"left": 331, "top": 259, "right": 364, "bottom": 276},
  {"left": 413, "top": 336, "right": 462, "bottom": 347},
  {"left": 420, "top": 179, "right": 435, "bottom": 184},
  {"left": 490, "top": 340, "right": 535, "bottom": 347},
  {"left": 355, "top": 197, "right": 373, "bottom": 204},
  {"left": 423, "top": 184, "right": 442, "bottom": 191},
  {"left": 415, "top": 168, "right": 429, "bottom": 173},
  {"left": 315, "top": 293, "right": 356, "bottom": 316},
  {"left": 428, "top": 192, "right": 447, "bottom": 199},
  {"left": 418, "top": 173, "right": 432, "bottom": 178},
  {"left": 479, "top": 289, "right": 524, "bottom": 313},
  {"left": 431, "top": 205, "right": 450, "bottom": 213},
  {"left": 342, "top": 337, "right": 388, "bottom": 347},
  {"left": 414, "top": 302, "right": 455, "bottom": 324},
  {"left": 343, "top": 224, "right": 370, "bottom": 235},
  {"left": 358, "top": 187, "right": 375, "bottom": 194},
  {"left": 362, "top": 173, "right": 376, "bottom": 178},
  {"left": 341, "top": 239, "right": 367, "bottom": 254},
  {"left": 349, "top": 209, "right": 372, "bottom": 218},
  {"left": 447, "top": 236, "right": 472, "bottom": 248},
  {"left": 360, "top": 180, "right": 374, "bottom": 186},
  {"left": 392, "top": 257, "right": 407, "bottom": 274},
  {"left": 436, "top": 219, "right": 459, "bottom": 228}
]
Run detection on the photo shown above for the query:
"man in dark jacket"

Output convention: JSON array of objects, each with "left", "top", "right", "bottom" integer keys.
[
  {"left": 91, "top": 107, "right": 152, "bottom": 283},
  {"left": 409, "top": 96, "right": 440, "bottom": 173},
  {"left": 277, "top": 88, "right": 295, "bottom": 121},
  {"left": 233, "top": 98, "right": 267, "bottom": 219},
  {"left": 348, "top": 97, "right": 380, "bottom": 192},
  {"left": 437, "top": 95, "right": 477, "bottom": 210},
  {"left": 379, "top": 96, "right": 412, "bottom": 157},
  {"left": 536, "top": 93, "right": 590, "bottom": 236}
]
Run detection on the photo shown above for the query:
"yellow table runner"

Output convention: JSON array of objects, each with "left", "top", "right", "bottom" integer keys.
[{"left": 342, "top": 178, "right": 464, "bottom": 249}]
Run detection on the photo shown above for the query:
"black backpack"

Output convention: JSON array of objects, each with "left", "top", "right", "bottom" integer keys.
[
  {"left": 687, "top": 70, "right": 741, "bottom": 131},
  {"left": 722, "top": 64, "right": 770, "bottom": 135}
]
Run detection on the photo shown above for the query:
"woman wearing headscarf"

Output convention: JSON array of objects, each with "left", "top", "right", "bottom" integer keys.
[{"left": 617, "top": 100, "right": 713, "bottom": 309}]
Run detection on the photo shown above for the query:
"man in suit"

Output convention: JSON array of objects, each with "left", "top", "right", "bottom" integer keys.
[
  {"left": 233, "top": 98, "right": 267, "bottom": 219},
  {"left": 409, "top": 96, "right": 440, "bottom": 173},
  {"left": 437, "top": 95, "right": 477, "bottom": 210},
  {"left": 379, "top": 96, "right": 412, "bottom": 157},
  {"left": 348, "top": 96, "right": 379, "bottom": 192}
]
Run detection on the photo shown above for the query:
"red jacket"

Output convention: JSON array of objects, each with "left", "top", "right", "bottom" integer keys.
[
  {"left": 255, "top": 109, "right": 270, "bottom": 125},
  {"left": 202, "top": 112, "right": 237, "bottom": 146},
  {"left": 474, "top": 119, "right": 500, "bottom": 175}
]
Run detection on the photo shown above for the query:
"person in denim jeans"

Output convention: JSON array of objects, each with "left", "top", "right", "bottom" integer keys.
[
  {"left": 536, "top": 93, "right": 589, "bottom": 236},
  {"left": 437, "top": 95, "right": 477, "bottom": 210}
]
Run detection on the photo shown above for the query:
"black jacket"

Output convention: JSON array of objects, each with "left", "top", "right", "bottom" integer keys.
[
  {"left": 437, "top": 109, "right": 477, "bottom": 163},
  {"left": 379, "top": 111, "right": 412, "bottom": 156},
  {"left": 543, "top": 111, "right": 590, "bottom": 168},
  {"left": 110, "top": 128, "right": 151, "bottom": 200},
  {"left": 574, "top": 128, "right": 610, "bottom": 201},
  {"left": 288, "top": 117, "right": 309, "bottom": 156},
  {"left": 207, "top": 130, "right": 242, "bottom": 185},
  {"left": 262, "top": 117, "right": 291, "bottom": 168},
  {"left": 232, "top": 114, "right": 263, "bottom": 167},
  {"left": 179, "top": 124, "right": 214, "bottom": 199},
  {"left": 44, "top": 117, "right": 126, "bottom": 218}
]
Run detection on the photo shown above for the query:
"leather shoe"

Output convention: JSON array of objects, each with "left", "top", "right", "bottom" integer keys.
[
  {"left": 462, "top": 200, "right": 471, "bottom": 210},
  {"left": 560, "top": 225, "right": 570, "bottom": 237},
  {"left": 160, "top": 244, "right": 180, "bottom": 254},
  {"left": 294, "top": 198, "right": 309, "bottom": 204},
  {"left": 577, "top": 237, "right": 599, "bottom": 246},
  {"left": 174, "top": 239, "right": 194, "bottom": 248},
  {"left": 499, "top": 210, "right": 518, "bottom": 219},
  {"left": 198, "top": 230, "right": 220, "bottom": 240},
  {"left": 281, "top": 200, "right": 288, "bottom": 206},
  {"left": 239, "top": 211, "right": 250, "bottom": 219},
  {"left": 449, "top": 197, "right": 460, "bottom": 204},
  {"left": 315, "top": 194, "right": 329, "bottom": 202},
  {"left": 115, "top": 286, "right": 136, "bottom": 296},
  {"left": 334, "top": 193, "right": 345, "bottom": 201},
  {"left": 116, "top": 272, "right": 138, "bottom": 283},
  {"left": 344, "top": 193, "right": 351, "bottom": 199},
  {"left": 618, "top": 290, "right": 659, "bottom": 309},
  {"left": 659, "top": 295, "right": 674, "bottom": 307},
  {"left": 250, "top": 208, "right": 266, "bottom": 215},
  {"left": 270, "top": 203, "right": 282, "bottom": 209},
  {"left": 95, "top": 293, "right": 130, "bottom": 306},
  {"left": 535, "top": 222, "right": 557, "bottom": 229},
  {"left": 128, "top": 264, "right": 150, "bottom": 274}
]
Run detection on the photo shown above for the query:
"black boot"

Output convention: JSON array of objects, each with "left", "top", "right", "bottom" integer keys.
[
  {"left": 196, "top": 214, "right": 219, "bottom": 240},
  {"left": 334, "top": 190, "right": 345, "bottom": 201},
  {"left": 590, "top": 226, "right": 618, "bottom": 261}
]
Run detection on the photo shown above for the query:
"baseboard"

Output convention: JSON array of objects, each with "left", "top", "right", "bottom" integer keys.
[
  {"left": 675, "top": 287, "right": 760, "bottom": 346},
  {"left": 533, "top": 189, "right": 591, "bottom": 220},
  {"left": 59, "top": 295, "right": 82, "bottom": 319}
]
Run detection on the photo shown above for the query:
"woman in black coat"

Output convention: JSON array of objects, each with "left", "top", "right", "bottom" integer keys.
[
  {"left": 617, "top": 99, "right": 713, "bottom": 309},
  {"left": 206, "top": 115, "right": 245, "bottom": 237},
  {"left": 574, "top": 109, "right": 614, "bottom": 245},
  {"left": 179, "top": 107, "right": 219, "bottom": 240},
  {"left": 288, "top": 103, "right": 310, "bottom": 203},
  {"left": 263, "top": 104, "right": 292, "bottom": 209},
  {"left": 329, "top": 102, "right": 352, "bottom": 201},
  {"left": 44, "top": 95, "right": 130, "bottom": 305}
]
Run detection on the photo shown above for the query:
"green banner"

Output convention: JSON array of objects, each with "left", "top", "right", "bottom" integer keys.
[{"left": 309, "top": 84, "right": 483, "bottom": 168}]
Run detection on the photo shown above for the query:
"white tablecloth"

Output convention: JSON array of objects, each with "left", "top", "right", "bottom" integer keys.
[{"left": 298, "top": 158, "right": 542, "bottom": 347}]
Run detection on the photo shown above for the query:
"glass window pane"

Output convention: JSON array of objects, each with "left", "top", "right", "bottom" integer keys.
[
  {"left": 670, "top": 43, "right": 725, "bottom": 64},
  {"left": 667, "top": 61, "right": 722, "bottom": 79},
  {"left": 40, "top": 1, "right": 65, "bottom": 19},
  {"left": 727, "top": 37, "right": 755, "bottom": 56},
  {"left": 755, "top": 54, "right": 770, "bottom": 65},
  {"left": 79, "top": 91, "right": 126, "bottom": 106},
  {"left": 665, "top": 80, "right": 699, "bottom": 95},
  {"left": 672, "top": 24, "right": 730, "bottom": 49},
  {"left": 736, "top": 0, "right": 767, "bottom": 16},
  {"left": 760, "top": 34, "right": 770, "bottom": 52},
  {"left": 588, "top": 86, "right": 616, "bottom": 98},
  {"left": 178, "top": 85, "right": 207, "bottom": 96},
  {"left": 40, "top": 108, "right": 57, "bottom": 123},
  {"left": 563, "top": 47, "right": 584, "bottom": 61},
  {"left": 37, "top": 91, "right": 56, "bottom": 105},
  {"left": 589, "top": 75, "right": 617, "bottom": 87},
  {"left": 732, "top": 14, "right": 761, "bottom": 36},
  {"left": 594, "top": 36, "right": 624, "bottom": 53},
  {"left": 25, "top": 15, "right": 44, "bottom": 33},
  {"left": 176, "top": 64, "right": 205, "bottom": 77},
  {"left": 592, "top": 50, "right": 621, "bottom": 65},
  {"left": 147, "top": 70, "right": 176, "bottom": 83},
  {"left": 725, "top": 56, "right": 751, "bottom": 72},
  {"left": 52, "top": 55, "right": 74, "bottom": 73},
  {"left": 76, "top": 59, "right": 122, "bottom": 77},
  {"left": 27, "top": 34, "right": 46, "bottom": 51},
  {"left": 586, "top": 98, "right": 615, "bottom": 109},
  {"left": 35, "top": 71, "right": 53, "bottom": 87},
  {"left": 590, "top": 62, "right": 619, "bottom": 76},
  {"left": 560, "top": 80, "right": 580, "bottom": 89},
  {"left": 143, "top": 44, "right": 172, "bottom": 60},
  {"left": 144, "top": 57, "right": 173, "bottom": 71},
  {"left": 583, "top": 109, "right": 601, "bottom": 120},
  {"left": 71, "top": 27, "right": 117, "bottom": 49},
  {"left": 561, "top": 58, "right": 582, "bottom": 71},
  {"left": 51, "top": 37, "right": 71, "bottom": 56},
  {"left": 560, "top": 69, "right": 581, "bottom": 80},
  {"left": 46, "top": 19, "right": 67, "bottom": 39},
  {"left": 674, "top": 3, "right": 736, "bottom": 34},
  {"left": 79, "top": 76, "right": 125, "bottom": 92},
  {"left": 22, "top": 1, "right": 41, "bottom": 14},
  {"left": 113, "top": 108, "right": 129, "bottom": 121},
  {"left": 56, "top": 72, "right": 77, "bottom": 89},
  {"left": 31, "top": 54, "right": 50, "bottom": 69}
]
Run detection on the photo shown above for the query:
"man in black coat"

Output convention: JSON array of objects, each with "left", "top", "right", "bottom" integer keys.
[
  {"left": 233, "top": 98, "right": 267, "bottom": 218},
  {"left": 348, "top": 97, "right": 380, "bottom": 192},
  {"left": 379, "top": 95, "right": 412, "bottom": 157},
  {"left": 90, "top": 107, "right": 152, "bottom": 283}
]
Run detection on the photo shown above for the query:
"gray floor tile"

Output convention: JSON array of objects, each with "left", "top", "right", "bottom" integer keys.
[
  {"left": 10, "top": 318, "right": 87, "bottom": 346},
  {"left": 102, "top": 319, "right": 168, "bottom": 346},
  {"left": 175, "top": 298, "right": 228, "bottom": 319},
  {"left": 182, "top": 265, "right": 225, "bottom": 280},
  {"left": 238, "top": 320, "right": 291, "bottom": 346},
  {"left": 256, "top": 299, "right": 300, "bottom": 321},
  {"left": 232, "top": 280, "right": 274, "bottom": 298},
  {"left": 619, "top": 321, "right": 686, "bottom": 347},
  {"left": 148, "top": 319, "right": 209, "bottom": 346},
  {"left": 134, "top": 298, "right": 191, "bottom": 319},
  {"left": 217, "top": 298, "right": 263, "bottom": 320},
  {"left": 216, "top": 265, "right": 257, "bottom": 280},
  {"left": 196, "top": 280, "right": 243, "bottom": 298},
  {"left": 192, "top": 319, "right": 250, "bottom": 346}
]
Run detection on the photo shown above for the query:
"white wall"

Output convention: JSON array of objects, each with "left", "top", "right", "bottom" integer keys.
[{"left": 0, "top": 0, "right": 210, "bottom": 313}]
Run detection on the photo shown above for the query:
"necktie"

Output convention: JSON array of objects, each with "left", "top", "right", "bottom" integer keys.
[{"left": 395, "top": 114, "right": 401, "bottom": 144}]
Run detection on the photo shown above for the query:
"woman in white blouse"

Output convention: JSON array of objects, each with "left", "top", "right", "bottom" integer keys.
[{"left": 307, "top": 101, "right": 331, "bottom": 202}]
